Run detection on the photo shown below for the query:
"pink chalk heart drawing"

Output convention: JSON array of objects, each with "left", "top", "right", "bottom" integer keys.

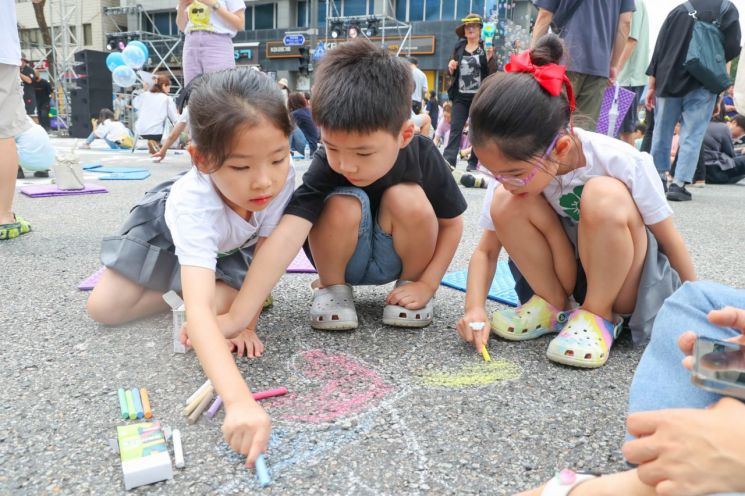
[{"left": 265, "top": 350, "right": 394, "bottom": 423}]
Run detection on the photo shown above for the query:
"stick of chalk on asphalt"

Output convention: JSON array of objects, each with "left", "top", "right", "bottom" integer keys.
[
  {"left": 125, "top": 389, "right": 137, "bottom": 420},
  {"left": 117, "top": 388, "right": 128, "bottom": 419},
  {"left": 182, "top": 385, "right": 214, "bottom": 417},
  {"left": 140, "top": 388, "right": 152, "bottom": 419},
  {"left": 172, "top": 429, "right": 185, "bottom": 468},
  {"left": 255, "top": 454, "right": 271, "bottom": 487},
  {"left": 185, "top": 379, "right": 211, "bottom": 406},
  {"left": 187, "top": 390, "right": 214, "bottom": 424},
  {"left": 252, "top": 387, "right": 289, "bottom": 401},
  {"left": 131, "top": 388, "right": 144, "bottom": 419},
  {"left": 469, "top": 322, "right": 491, "bottom": 362},
  {"left": 205, "top": 396, "right": 223, "bottom": 418}
]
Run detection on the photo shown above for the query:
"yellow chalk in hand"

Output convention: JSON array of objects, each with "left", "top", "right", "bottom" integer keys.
[{"left": 481, "top": 345, "right": 491, "bottom": 362}]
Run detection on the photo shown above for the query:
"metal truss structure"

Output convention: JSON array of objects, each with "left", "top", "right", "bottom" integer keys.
[{"left": 324, "top": 0, "right": 412, "bottom": 56}]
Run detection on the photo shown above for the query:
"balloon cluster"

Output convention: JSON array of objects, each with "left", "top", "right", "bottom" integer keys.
[{"left": 105, "top": 41, "right": 150, "bottom": 88}]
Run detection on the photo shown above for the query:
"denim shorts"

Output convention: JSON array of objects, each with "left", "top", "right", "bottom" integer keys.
[{"left": 327, "top": 186, "right": 402, "bottom": 285}]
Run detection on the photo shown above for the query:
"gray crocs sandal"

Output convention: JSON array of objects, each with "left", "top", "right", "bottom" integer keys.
[
  {"left": 310, "top": 284, "right": 358, "bottom": 330},
  {"left": 382, "top": 280, "right": 434, "bottom": 328}
]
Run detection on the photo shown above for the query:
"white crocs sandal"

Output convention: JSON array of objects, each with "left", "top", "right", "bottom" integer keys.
[
  {"left": 382, "top": 280, "right": 434, "bottom": 328},
  {"left": 310, "top": 284, "right": 358, "bottom": 330},
  {"left": 540, "top": 469, "right": 597, "bottom": 496}
]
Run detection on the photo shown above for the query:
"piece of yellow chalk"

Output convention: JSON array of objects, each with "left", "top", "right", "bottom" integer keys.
[
  {"left": 182, "top": 385, "right": 214, "bottom": 417},
  {"left": 481, "top": 345, "right": 491, "bottom": 362},
  {"left": 187, "top": 391, "right": 213, "bottom": 425},
  {"left": 140, "top": 388, "right": 152, "bottom": 419}
]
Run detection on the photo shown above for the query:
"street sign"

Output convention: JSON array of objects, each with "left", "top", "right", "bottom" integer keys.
[
  {"left": 312, "top": 41, "right": 326, "bottom": 61},
  {"left": 283, "top": 34, "right": 306, "bottom": 46}
]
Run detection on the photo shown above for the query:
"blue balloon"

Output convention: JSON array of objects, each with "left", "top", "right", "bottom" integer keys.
[
  {"left": 128, "top": 41, "right": 149, "bottom": 61},
  {"left": 16, "top": 123, "right": 55, "bottom": 171},
  {"left": 122, "top": 44, "right": 146, "bottom": 70},
  {"left": 112, "top": 65, "right": 138, "bottom": 88},
  {"left": 106, "top": 52, "right": 125, "bottom": 72}
]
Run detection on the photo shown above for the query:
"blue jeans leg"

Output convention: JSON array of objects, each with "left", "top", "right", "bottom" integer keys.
[
  {"left": 674, "top": 87, "right": 718, "bottom": 183},
  {"left": 650, "top": 95, "right": 683, "bottom": 174},
  {"left": 85, "top": 132, "right": 97, "bottom": 145},
  {"left": 290, "top": 127, "right": 307, "bottom": 154},
  {"left": 104, "top": 137, "right": 121, "bottom": 149},
  {"left": 627, "top": 281, "right": 745, "bottom": 416}
]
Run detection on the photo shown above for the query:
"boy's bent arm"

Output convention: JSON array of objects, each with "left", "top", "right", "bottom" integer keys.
[
  {"left": 648, "top": 217, "right": 696, "bottom": 282},
  {"left": 222, "top": 215, "right": 313, "bottom": 336}
]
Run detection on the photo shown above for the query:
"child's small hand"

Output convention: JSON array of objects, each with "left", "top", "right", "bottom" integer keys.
[
  {"left": 456, "top": 308, "right": 490, "bottom": 352},
  {"left": 386, "top": 281, "right": 434, "bottom": 309},
  {"left": 222, "top": 398, "right": 271, "bottom": 468},
  {"left": 151, "top": 148, "right": 167, "bottom": 162},
  {"left": 179, "top": 321, "right": 192, "bottom": 348},
  {"left": 227, "top": 328, "right": 265, "bottom": 358}
]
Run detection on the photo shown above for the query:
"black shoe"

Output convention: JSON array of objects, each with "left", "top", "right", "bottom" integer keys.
[
  {"left": 460, "top": 173, "right": 488, "bottom": 188},
  {"left": 17, "top": 167, "right": 25, "bottom": 179},
  {"left": 666, "top": 183, "right": 692, "bottom": 202},
  {"left": 466, "top": 165, "right": 477, "bottom": 173},
  {"left": 33, "top": 170, "right": 49, "bottom": 178}
]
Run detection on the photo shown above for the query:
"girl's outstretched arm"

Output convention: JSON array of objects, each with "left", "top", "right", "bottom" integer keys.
[
  {"left": 456, "top": 229, "right": 502, "bottom": 352},
  {"left": 648, "top": 217, "right": 696, "bottom": 282},
  {"left": 181, "top": 265, "right": 270, "bottom": 467}
]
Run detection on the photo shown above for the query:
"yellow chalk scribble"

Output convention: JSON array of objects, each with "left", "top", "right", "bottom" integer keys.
[{"left": 418, "top": 360, "right": 521, "bottom": 387}]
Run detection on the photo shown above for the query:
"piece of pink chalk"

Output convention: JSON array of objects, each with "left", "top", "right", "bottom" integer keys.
[
  {"left": 253, "top": 387, "right": 288, "bottom": 401},
  {"left": 204, "top": 395, "right": 223, "bottom": 418}
]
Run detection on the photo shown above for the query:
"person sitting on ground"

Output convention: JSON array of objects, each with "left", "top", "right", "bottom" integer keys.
[
  {"left": 411, "top": 110, "right": 431, "bottom": 137},
  {"left": 88, "top": 68, "right": 298, "bottom": 468},
  {"left": 287, "top": 91, "right": 320, "bottom": 156},
  {"left": 457, "top": 34, "right": 693, "bottom": 368},
  {"left": 200, "top": 39, "right": 466, "bottom": 338},
  {"left": 425, "top": 90, "right": 439, "bottom": 131},
  {"left": 80, "top": 109, "right": 133, "bottom": 149},
  {"left": 701, "top": 107, "right": 745, "bottom": 184},
  {"left": 518, "top": 281, "right": 745, "bottom": 496},
  {"left": 728, "top": 113, "right": 745, "bottom": 154},
  {"left": 133, "top": 74, "right": 179, "bottom": 154},
  {"left": 632, "top": 122, "right": 646, "bottom": 150}
]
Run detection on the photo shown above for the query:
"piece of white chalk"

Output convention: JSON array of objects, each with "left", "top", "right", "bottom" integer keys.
[
  {"left": 172, "top": 429, "right": 185, "bottom": 468},
  {"left": 184, "top": 379, "right": 211, "bottom": 407},
  {"left": 469, "top": 322, "right": 486, "bottom": 331}
]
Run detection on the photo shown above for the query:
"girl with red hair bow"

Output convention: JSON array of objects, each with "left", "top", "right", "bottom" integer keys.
[{"left": 455, "top": 34, "right": 694, "bottom": 369}]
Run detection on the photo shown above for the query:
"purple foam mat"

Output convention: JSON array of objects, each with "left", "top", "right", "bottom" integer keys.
[
  {"left": 78, "top": 267, "right": 106, "bottom": 291},
  {"left": 287, "top": 250, "right": 316, "bottom": 273},
  {"left": 20, "top": 184, "right": 108, "bottom": 198}
]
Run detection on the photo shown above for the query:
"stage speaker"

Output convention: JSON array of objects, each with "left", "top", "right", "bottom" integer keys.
[{"left": 69, "top": 50, "right": 113, "bottom": 138}]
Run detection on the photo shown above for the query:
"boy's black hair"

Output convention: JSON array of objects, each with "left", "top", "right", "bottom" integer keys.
[
  {"left": 733, "top": 114, "right": 745, "bottom": 129},
  {"left": 188, "top": 67, "right": 292, "bottom": 170},
  {"left": 470, "top": 33, "right": 570, "bottom": 161},
  {"left": 635, "top": 122, "right": 647, "bottom": 135},
  {"left": 312, "top": 39, "right": 413, "bottom": 137}
]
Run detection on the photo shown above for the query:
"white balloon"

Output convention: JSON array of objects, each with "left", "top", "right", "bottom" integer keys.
[
  {"left": 112, "top": 65, "right": 138, "bottom": 88},
  {"left": 122, "top": 44, "right": 147, "bottom": 70}
]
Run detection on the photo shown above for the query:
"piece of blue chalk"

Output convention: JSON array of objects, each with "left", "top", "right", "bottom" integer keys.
[
  {"left": 255, "top": 454, "right": 271, "bottom": 487},
  {"left": 131, "top": 388, "right": 144, "bottom": 419}
]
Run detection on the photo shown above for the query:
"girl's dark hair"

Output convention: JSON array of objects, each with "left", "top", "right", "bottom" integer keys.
[
  {"left": 98, "top": 108, "right": 115, "bottom": 123},
  {"left": 287, "top": 91, "right": 308, "bottom": 112},
  {"left": 149, "top": 74, "right": 171, "bottom": 94},
  {"left": 188, "top": 67, "right": 292, "bottom": 169},
  {"left": 470, "top": 33, "right": 570, "bottom": 161}
]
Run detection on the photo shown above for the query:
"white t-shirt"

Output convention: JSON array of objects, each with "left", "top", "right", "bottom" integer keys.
[
  {"left": 479, "top": 128, "right": 672, "bottom": 231},
  {"left": 184, "top": 0, "right": 246, "bottom": 37},
  {"left": 133, "top": 92, "right": 180, "bottom": 136},
  {"left": 94, "top": 119, "right": 131, "bottom": 142},
  {"left": 411, "top": 67, "right": 429, "bottom": 103},
  {"left": 164, "top": 165, "right": 296, "bottom": 271},
  {"left": 1, "top": 0, "right": 21, "bottom": 66}
]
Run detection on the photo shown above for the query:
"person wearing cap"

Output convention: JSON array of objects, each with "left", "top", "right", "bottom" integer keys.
[
  {"left": 19, "top": 58, "right": 36, "bottom": 118},
  {"left": 444, "top": 14, "right": 497, "bottom": 172},
  {"left": 176, "top": 0, "right": 246, "bottom": 85}
]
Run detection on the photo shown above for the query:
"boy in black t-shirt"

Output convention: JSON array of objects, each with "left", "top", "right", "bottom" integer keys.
[{"left": 211, "top": 39, "right": 466, "bottom": 337}]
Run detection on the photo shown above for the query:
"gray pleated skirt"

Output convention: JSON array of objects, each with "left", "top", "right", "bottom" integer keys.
[
  {"left": 100, "top": 176, "right": 253, "bottom": 293},
  {"left": 509, "top": 216, "right": 681, "bottom": 345}
]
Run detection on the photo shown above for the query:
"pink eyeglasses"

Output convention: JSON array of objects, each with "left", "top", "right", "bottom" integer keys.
[{"left": 491, "top": 133, "right": 561, "bottom": 187}]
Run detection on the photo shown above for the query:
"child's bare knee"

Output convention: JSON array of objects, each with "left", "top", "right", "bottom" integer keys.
[
  {"left": 319, "top": 194, "right": 362, "bottom": 229},
  {"left": 381, "top": 183, "right": 434, "bottom": 222},
  {"left": 86, "top": 295, "right": 121, "bottom": 326},
  {"left": 581, "top": 177, "right": 631, "bottom": 225}
]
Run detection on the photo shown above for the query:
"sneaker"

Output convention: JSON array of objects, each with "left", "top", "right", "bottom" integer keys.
[
  {"left": 459, "top": 173, "right": 487, "bottom": 188},
  {"left": 666, "top": 183, "right": 692, "bottom": 202},
  {"left": 33, "top": 170, "right": 49, "bottom": 178},
  {"left": 690, "top": 180, "right": 706, "bottom": 188},
  {"left": 17, "top": 167, "right": 25, "bottom": 179}
]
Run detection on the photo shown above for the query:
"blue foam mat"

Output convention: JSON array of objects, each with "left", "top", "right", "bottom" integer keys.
[
  {"left": 441, "top": 261, "right": 519, "bottom": 307},
  {"left": 84, "top": 164, "right": 149, "bottom": 174},
  {"left": 99, "top": 171, "right": 151, "bottom": 180}
]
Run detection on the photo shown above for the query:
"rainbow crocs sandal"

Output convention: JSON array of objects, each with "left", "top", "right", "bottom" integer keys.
[
  {"left": 0, "top": 214, "right": 31, "bottom": 241},
  {"left": 491, "top": 294, "right": 568, "bottom": 341},
  {"left": 546, "top": 309, "right": 623, "bottom": 368}
]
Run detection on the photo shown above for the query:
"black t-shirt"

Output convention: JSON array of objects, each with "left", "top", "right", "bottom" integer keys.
[
  {"left": 20, "top": 66, "right": 35, "bottom": 98},
  {"left": 284, "top": 134, "right": 467, "bottom": 223},
  {"left": 648, "top": 0, "right": 740, "bottom": 97},
  {"left": 34, "top": 78, "right": 52, "bottom": 105}
]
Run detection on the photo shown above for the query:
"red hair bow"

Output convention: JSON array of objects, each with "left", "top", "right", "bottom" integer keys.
[{"left": 504, "top": 51, "right": 576, "bottom": 112}]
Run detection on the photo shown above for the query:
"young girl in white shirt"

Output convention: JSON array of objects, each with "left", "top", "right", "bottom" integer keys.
[
  {"left": 80, "top": 109, "right": 133, "bottom": 149},
  {"left": 87, "top": 68, "right": 296, "bottom": 466},
  {"left": 133, "top": 74, "right": 179, "bottom": 154},
  {"left": 456, "top": 34, "right": 695, "bottom": 369}
]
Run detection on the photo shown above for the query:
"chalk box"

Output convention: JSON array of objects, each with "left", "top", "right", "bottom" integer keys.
[
  {"left": 163, "top": 291, "right": 187, "bottom": 354},
  {"left": 117, "top": 421, "right": 173, "bottom": 490}
]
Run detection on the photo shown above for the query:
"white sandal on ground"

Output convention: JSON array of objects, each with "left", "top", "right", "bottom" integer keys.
[
  {"left": 382, "top": 280, "right": 434, "bottom": 328},
  {"left": 539, "top": 469, "right": 597, "bottom": 496},
  {"left": 310, "top": 284, "right": 358, "bottom": 330}
]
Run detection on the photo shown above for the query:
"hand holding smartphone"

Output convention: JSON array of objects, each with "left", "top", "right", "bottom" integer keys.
[{"left": 692, "top": 336, "right": 745, "bottom": 400}]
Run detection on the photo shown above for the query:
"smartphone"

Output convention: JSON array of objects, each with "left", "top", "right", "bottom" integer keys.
[{"left": 692, "top": 335, "right": 745, "bottom": 400}]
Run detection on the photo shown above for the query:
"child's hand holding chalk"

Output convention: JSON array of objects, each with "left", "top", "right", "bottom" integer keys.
[
  {"left": 456, "top": 309, "right": 491, "bottom": 352},
  {"left": 222, "top": 397, "right": 271, "bottom": 469}
]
